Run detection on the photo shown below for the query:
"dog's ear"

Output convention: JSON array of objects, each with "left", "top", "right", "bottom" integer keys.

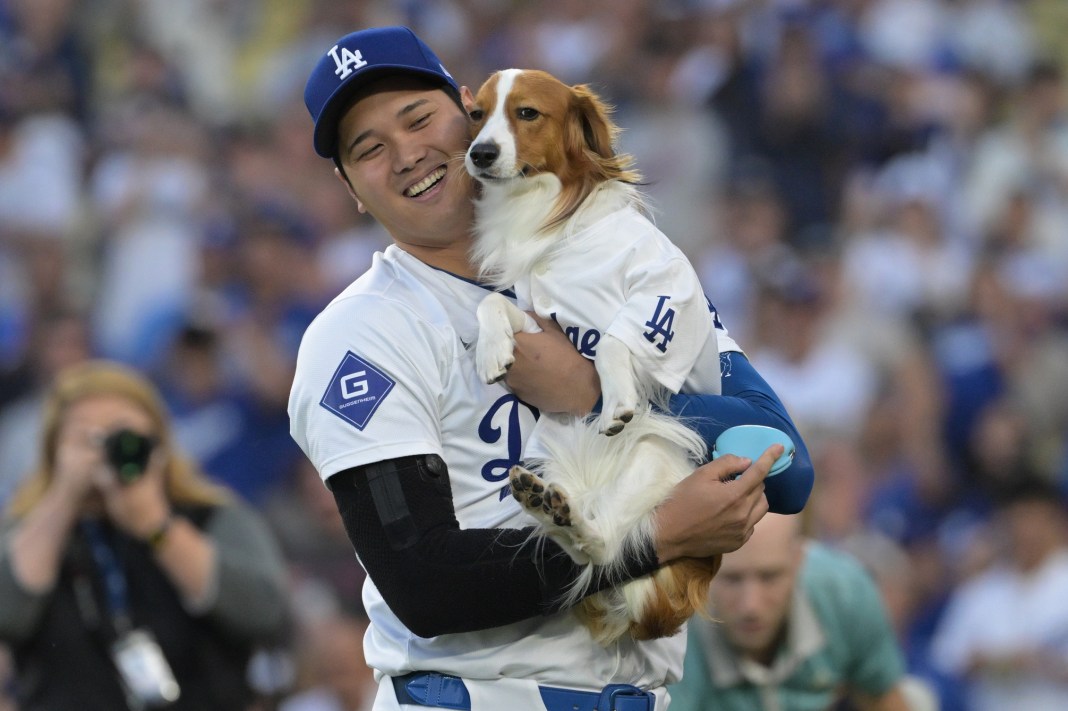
[{"left": 567, "top": 84, "right": 616, "bottom": 160}]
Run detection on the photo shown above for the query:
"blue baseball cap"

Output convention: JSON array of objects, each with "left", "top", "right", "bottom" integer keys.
[{"left": 304, "top": 26, "right": 460, "bottom": 159}]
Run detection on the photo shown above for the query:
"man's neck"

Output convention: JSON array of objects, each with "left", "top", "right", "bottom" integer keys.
[
  {"left": 746, "top": 625, "right": 789, "bottom": 668},
  {"left": 748, "top": 647, "right": 777, "bottom": 668},
  {"left": 396, "top": 242, "right": 478, "bottom": 279}
]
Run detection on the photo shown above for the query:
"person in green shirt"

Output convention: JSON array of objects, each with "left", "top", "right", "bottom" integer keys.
[{"left": 669, "top": 513, "right": 918, "bottom": 711}]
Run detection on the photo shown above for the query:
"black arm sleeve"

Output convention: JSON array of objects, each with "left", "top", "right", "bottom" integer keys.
[{"left": 327, "top": 455, "right": 659, "bottom": 638}]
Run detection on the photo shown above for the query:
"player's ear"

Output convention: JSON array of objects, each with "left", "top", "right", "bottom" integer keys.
[
  {"left": 335, "top": 166, "right": 367, "bottom": 213},
  {"left": 460, "top": 86, "right": 475, "bottom": 113}
]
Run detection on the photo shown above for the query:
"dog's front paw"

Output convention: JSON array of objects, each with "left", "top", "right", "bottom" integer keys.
[
  {"left": 597, "top": 403, "right": 635, "bottom": 436},
  {"left": 594, "top": 339, "right": 639, "bottom": 435},
  {"left": 475, "top": 332, "right": 516, "bottom": 384}
]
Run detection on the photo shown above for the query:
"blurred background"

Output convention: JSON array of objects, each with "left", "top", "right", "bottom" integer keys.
[{"left": 1, "top": 0, "right": 1067, "bottom": 709}]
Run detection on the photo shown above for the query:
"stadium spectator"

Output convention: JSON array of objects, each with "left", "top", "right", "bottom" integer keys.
[
  {"left": 0, "top": 360, "right": 289, "bottom": 710},
  {"left": 669, "top": 513, "right": 929, "bottom": 711},
  {"left": 930, "top": 477, "right": 1068, "bottom": 711}
]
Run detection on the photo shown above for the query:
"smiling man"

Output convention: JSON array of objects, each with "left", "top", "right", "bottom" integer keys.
[
  {"left": 288, "top": 25, "right": 812, "bottom": 711},
  {"left": 331, "top": 75, "right": 476, "bottom": 270}
]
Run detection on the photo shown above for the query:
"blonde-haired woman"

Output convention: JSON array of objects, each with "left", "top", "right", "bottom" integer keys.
[{"left": 0, "top": 360, "right": 290, "bottom": 710}]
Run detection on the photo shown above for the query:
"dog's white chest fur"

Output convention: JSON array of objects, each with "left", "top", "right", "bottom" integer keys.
[{"left": 471, "top": 177, "right": 632, "bottom": 290}]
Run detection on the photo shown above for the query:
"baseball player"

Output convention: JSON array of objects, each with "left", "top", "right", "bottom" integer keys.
[{"left": 288, "top": 26, "right": 813, "bottom": 711}]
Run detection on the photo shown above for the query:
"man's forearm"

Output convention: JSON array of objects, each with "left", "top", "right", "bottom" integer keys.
[{"left": 328, "top": 457, "right": 659, "bottom": 637}]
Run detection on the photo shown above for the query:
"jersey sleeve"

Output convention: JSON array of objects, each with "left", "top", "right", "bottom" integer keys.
[
  {"left": 288, "top": 294, "right": 453, "bottom": 480},
  {"left": 604, "top": 249, "right": 714, "bottom": 394}
]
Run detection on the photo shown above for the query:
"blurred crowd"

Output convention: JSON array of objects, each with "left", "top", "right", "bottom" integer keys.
[{"left": 1, "top": 0, "right": 1068, "bottom": 709}]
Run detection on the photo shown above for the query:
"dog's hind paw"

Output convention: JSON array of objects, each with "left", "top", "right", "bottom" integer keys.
[
  {"left": 509, "top": 466, "right": 545, "bottom": 507},
  {"left": 544, "top": 483, "right": 573, "bottom": 527},
  {"left": 510, "top": 466, "right": 572, "bottom": 527}
]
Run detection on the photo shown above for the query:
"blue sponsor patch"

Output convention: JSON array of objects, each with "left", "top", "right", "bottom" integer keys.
[{"left": 320, "top": 351, "right": 395, "bottom": 430}]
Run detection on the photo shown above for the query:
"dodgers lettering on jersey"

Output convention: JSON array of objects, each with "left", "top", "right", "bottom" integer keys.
[
  {"left": 551, "top": 312, "right": 601, "bottom": 357},
  {"left": 288, "top": 245, "right": 688, "bottom": 694},
  {"left": 480, "top": 393, "right": 534, "bottom": 500}
]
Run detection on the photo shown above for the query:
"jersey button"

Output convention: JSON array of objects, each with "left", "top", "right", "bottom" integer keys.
[{"left": 534, "top": 262, "right": 548, "bottom": 276}]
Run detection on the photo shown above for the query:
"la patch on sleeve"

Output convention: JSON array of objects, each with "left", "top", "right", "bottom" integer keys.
[{"left": 320, "top": 351, "right": 395, "bottom": 430}]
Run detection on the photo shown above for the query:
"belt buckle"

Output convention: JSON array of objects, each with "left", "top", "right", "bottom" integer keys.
[{"left": 598, "top": 683, "right": 654, "bottom": 711}]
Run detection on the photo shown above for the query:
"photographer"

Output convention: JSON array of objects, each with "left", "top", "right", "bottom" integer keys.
[{"left": 0, "top": 360, "right": 289, "bottom": 710}]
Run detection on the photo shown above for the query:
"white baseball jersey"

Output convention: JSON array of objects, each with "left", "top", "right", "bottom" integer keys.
[
  {"left": 514, "top": 204, "right": 739, "bottom": 396},
  {"left": 288, "top": 245, "right": 689, "bottom": 707}
]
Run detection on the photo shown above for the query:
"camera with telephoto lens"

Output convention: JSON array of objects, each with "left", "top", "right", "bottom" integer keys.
[{"left": 103, "top": 429, "right": 157, "bottom": 484}]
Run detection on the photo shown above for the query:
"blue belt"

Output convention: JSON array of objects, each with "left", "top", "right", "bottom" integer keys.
[{"left": 391, "top": 672, "right": 656, "bottom": 711}]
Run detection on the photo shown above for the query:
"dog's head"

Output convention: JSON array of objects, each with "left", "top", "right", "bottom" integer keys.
[{"left": 464, "top": 69, "right": 639, "bottom": 229}]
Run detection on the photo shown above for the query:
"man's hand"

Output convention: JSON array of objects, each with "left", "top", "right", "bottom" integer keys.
[
  {"left": 653, "top": 445, "right": 780, "bottom": 562},
  {"left": 506, "top": 314, "right": 600, "bottom": 416}
]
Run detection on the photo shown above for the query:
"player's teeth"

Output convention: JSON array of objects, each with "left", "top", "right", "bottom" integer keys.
[{"left": 406, "top": 168, "right": 446, "bottom": 197}]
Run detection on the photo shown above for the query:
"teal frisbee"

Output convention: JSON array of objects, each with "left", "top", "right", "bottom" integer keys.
[{"left": 712, "top": 425, "right": 795, "bottom": 477}]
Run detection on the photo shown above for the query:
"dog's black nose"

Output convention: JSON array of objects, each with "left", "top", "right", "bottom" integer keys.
[{"left": 468, "top": 142, "right": 499, "bottom": 169}]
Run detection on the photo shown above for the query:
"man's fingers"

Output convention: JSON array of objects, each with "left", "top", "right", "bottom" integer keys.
[
  {"left": 737, "top": 480, "right": 771, "bottom": 547},
  {"left": 733, "top": 444, "right": 784, "bottom": 489},
  {"left": 706, "top": 453, "right": 749, "bottom": 482},
  {"left": 754, "top": 443, "right": 785, "bottom": 472},
  {"left": 749, "top": 489, "right": 770, "bottom": 522}
]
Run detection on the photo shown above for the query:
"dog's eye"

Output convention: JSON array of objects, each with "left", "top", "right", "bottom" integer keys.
[
  {"left": 468, "top": 109, "right": 484, "bottom": 122},
  {"left": 517, "top": 107, "right": 540, "bottom": 121}
]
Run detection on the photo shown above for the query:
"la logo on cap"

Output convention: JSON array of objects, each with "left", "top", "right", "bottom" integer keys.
[{"left": 327, "top": 44, "right": 368, "bottom": 80}]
